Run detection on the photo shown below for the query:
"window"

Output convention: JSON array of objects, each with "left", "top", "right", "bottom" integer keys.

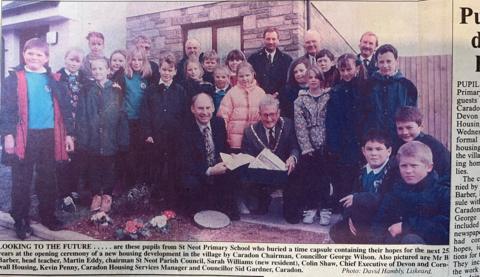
[{"left": 183, "top": 17, "right": 243, "bottom": 60}]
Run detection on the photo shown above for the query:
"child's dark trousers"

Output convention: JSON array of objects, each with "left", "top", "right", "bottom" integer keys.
[{"left": 10, "top": 129, "right": 56, "bottom": 223}]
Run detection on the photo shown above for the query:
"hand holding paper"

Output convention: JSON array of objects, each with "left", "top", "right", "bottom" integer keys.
[{"left": 220, "top": 152, "right": 255, "bottom": 170}]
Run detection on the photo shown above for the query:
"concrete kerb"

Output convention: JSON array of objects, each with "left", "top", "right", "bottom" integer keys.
[{"left": 0, "top": 211, "right": 96, "bottom": 241}]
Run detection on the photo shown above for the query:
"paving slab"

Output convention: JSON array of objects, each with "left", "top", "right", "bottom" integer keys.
[
  {"left": 240, "top": 195, "right": 341, "bottom": 243},
  {"left": 0, "top": 225, "right": 42, "bottom": 241}
]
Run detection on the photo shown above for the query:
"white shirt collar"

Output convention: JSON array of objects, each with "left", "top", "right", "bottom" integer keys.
[
  {"left": 265, "top": 49, "right": 276, "bottom": 62},
  {"left": 159, "top": 79, "right": 173, "bottom": 87},
  {"left": 196, "top": 121, "right": 212, "bottom": 132},
  {"left": 65, "top": 68, "right": 78, "bottom": 76},
  {"left": 365, "top": 159, "right": 389, "bottom": 175},
  {"left": 215, "top": 85, "right": 229, "bottom": 92},
  {"left": 360, "top": 55, "right": 373, "bottom": 62},
  {"left": 264, "top": 126, "right": 275, "bottom": 142}
]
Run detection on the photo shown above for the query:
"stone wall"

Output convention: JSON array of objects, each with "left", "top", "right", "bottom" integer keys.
[
  {"left": 126, "top": 1, "right": 354, "bottom": 62},
  {"left": 126, "top": 1, "right": 306, "bottom": 62}
]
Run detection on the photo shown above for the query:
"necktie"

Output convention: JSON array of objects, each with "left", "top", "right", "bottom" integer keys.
[
  {"left": 160, "top": 83, "right": 168, "bottom": 91},
  {"left": 310, "top": 55, "right": 316, "bottom": 65},
  {"left": 203, "top": 126, "right": 215, "bottom": 166},
  {"left": 267, "top": 53, "right": 273, "bottom": 64},
  {"left": 363, "top": 171, "right": 376, "bottom": 192},
  {"left": 68, "top": 75, "right": 80, "bottom": 94},
  {"left": 268, "top": 128, "right": 276, "bottom": 150},
  {"left": 363, "top": 59, "right": 369, "bottom": 68}
]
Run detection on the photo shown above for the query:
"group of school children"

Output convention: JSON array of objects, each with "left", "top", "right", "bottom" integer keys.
[{"left": 0, "top": 28, "right": 450, "bottom": 244}]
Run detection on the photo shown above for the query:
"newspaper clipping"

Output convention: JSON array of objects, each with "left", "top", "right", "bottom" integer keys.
[{"left": 0, "top": 0, "right": 479, "bottom": 276}]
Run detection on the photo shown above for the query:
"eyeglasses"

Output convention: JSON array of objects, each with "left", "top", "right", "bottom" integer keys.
[{"left": 261, "top": 112, "right": 279, "bottom": 119}]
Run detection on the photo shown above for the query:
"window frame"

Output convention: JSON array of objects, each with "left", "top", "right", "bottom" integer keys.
[{"left": 182, "top": 17, "right": 244, "bottom": 55}]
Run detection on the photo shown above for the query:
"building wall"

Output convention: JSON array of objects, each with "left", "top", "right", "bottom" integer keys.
[
  {"left": 308, "top": 3, "right": 355, "bottom": 56},
  {"left": 314, "top": 0, "right": 451, "bottom": 57},
  {"left": 399, "top": 55, "right": 452, "bottom": 149},
  {"left": 2, "top": 31, "right": 20, "bottom": 72},
  {"left": 2, "top": 2, "right": 127, "bottom": 72},
  {"left": 126, "top": 1, "right": 309, "bottom": 62}
]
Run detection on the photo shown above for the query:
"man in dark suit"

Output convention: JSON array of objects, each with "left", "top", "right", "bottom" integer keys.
[
  {"left": 247, "top": 27, "right": 293, "bottom": 96},
  {"left": 180, "top": 93, "right": 238, "bottom": 219},
  {"left": 357, "top": 31, "right": 379, "bottom": 77},
  {"left": 241, "top": 95, "right": 302, "bottom": 223}
]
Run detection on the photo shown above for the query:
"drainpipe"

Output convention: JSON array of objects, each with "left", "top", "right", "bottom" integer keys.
[
  {"left": 306, "top": 0, "right": 311, "bottom": 30},
  {"left": 1, "top": 36, "right": 4, "bottom": 81}
]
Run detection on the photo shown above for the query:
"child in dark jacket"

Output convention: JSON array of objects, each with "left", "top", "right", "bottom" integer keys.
[
  {"left": 182, "top": 59, "right": 215, "bottom": 100},
  {"left": 365, "top": 44, "right": 417, "bottom": 145},
  {"left": 279, "top": 57, "right": 309, "bottom": 119},
  {"left": 202, "top": 50, "right": 219, "bottom": 85},
  {"left": 141, "top": 53, "right": 188, "bottom": 207},
  {"left": 370, "top": 141, "right": 450, "bottom": 245},
  {"left": 76, "top": 57, "right": 129, "bottom": 213},
  {"left": 329, "top": 130, "right": 398, "bottom": 243},
  {"left": 56, "top": 48, "right": 90, "bottom": 210},
  {"left": 0, "top": 38, "right": 74, "bottom": 239},
  {"left": 315, "top": 49, "right": 340, "bottom": 89},
  {"left": 326, "top": 53, "right": 369, "bottom": 207},
  {"left": 394, "top": 106, "right": 451, "bottom": 186}
]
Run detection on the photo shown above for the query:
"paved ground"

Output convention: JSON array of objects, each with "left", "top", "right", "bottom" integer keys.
[
  {"left": 0, "top": 150, "right": 94, "bottom": 240},
  {"left": 0, "top": 225, "right": 42, "bottom": 241},
  {"left": 0, "top": 153, "right": 12, "bottom": 212},
  {"left": 242, "top": 194, "right": 340, "bottom": 240},
  {"left": 0, "top": 150, "right": 337, "bottom": 241}
]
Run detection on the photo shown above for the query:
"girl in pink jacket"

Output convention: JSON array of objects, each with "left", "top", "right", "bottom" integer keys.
[{"left": 217, "top": 62, "right": 265, "bottom": 151}]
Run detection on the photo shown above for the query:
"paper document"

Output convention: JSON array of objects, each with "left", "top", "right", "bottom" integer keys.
[
  {"left": 248, "top": 148, "right": 287, "bottom": 171},
  {"left": 220, "top": 152, "right": 255, "bottom": 170}
]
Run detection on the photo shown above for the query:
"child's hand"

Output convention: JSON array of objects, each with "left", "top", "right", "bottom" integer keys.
[
  {"left": 112, "top": 82, "right": 122, "bottom": 90},
  {"left": 66, "top": 136, "right": 75, "bottom": 152},
  {"left": 285, "top": 156, "right": 296, "bottom": 175},
  {"left": 272, "top": 92, "right": 279, "bottom": 98},
  {"left": 4, "top": 134, "right": 15, "bottom": 154},
  {"left": 145, "top": 137, "right": 154, "bottom": 144},
  {"left": 340, "top": 194, "right": 354, "bottom": 208},
  {"left": 388, "top": 222, "right": 403, "bottom": 237},
  {"left": 348, "top": 218, "right": 357, "bottom": 236}
]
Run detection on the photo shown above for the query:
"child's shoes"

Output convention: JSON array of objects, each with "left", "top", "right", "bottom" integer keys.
[
  {"left": 319, "top": 209, "right": 332, "bottom": 226},
  {"left": 90, "top": 195, "right": 102, "bottom": 212},
  {"left": 302, "top": 209, "right": 317, "bottom": 224},
  {"left": 14, "top": 220, "right": 33, "bottom": 240}
]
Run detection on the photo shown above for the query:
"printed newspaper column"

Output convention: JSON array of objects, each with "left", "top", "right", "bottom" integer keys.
[{"left": 452, "top": 1, "right": 480, "bottom": 276}]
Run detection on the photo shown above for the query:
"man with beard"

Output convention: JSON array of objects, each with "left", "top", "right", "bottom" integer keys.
[{"left": 175, "top": 38, "right": 203, "bottom": 83}]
